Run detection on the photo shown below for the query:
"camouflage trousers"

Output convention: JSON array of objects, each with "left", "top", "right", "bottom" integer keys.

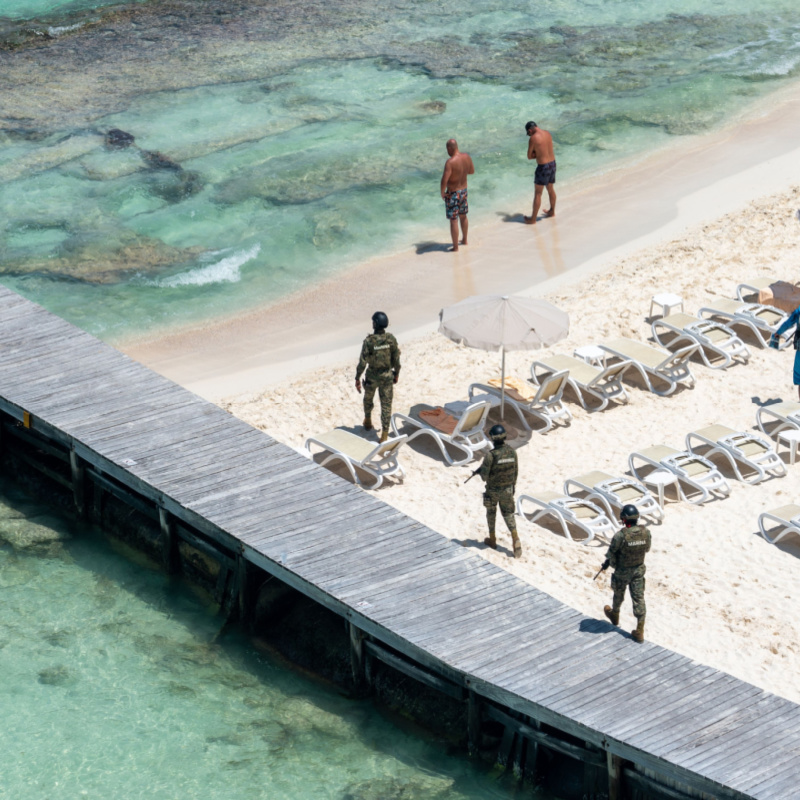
[
  {"left": 484, "top": 485, "right": 517, "bottom": 537},
  {"left": 363, "top": 374, "right": 394, "bottom": 432},
  {"left": 611, "top": 565, "right": 646, "bottom": 619}
]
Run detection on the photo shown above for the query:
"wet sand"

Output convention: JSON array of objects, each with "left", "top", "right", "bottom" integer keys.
[{"left": 122, "top": 80, "right": 800, "bottom": 399}]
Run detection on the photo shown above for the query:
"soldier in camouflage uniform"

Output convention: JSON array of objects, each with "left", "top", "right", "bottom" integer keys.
[
  {"left": 600, "top": 504, "right": 651, "bottom": 643},
  {"left": 355, "top": 311, "right": 401, "bottom": 443},
  {"left": 477, "top": 424, "right": 522, "bottom": 558}
]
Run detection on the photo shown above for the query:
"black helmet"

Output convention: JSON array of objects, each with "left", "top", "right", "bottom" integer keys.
[
  {"left": 489, "top": 424, "right": 507, "bottom": 442},
  {"left": 372, "top": 311, "right": 389, "bottom": 330},
  {"left": 620, "top": 504, "right": 639, "bottom": 523}
]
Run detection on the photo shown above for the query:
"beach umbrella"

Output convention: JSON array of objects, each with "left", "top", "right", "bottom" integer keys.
[{"left": 438, "top": 294, "right": 569, "bottom": 418}]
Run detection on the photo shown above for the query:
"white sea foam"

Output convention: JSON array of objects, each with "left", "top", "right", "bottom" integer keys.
[
  {"left": 47, "top": 22, "right": 84, "bottom": 36},
  {"left": 142, "top": 243, "right": 260, "bottom": 288}
]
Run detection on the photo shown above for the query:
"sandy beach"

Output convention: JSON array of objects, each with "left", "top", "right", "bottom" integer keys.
[{"left": 123, "top": 88, "right": 800, "bottom": 704}]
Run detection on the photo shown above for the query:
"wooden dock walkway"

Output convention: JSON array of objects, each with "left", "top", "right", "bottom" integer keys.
[{"left": 0, "top": 284, "right": 798, "bottom": 799}]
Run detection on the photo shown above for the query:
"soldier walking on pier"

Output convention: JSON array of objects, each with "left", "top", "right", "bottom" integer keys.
[
  {"left": 477, "top": 424, "right": 521, "bottom": 558},
  {"left": 355, "top": 311, "right": 401, "bottom": 443},
  {"left": 600, "top": 504, "right": 651, "bottom": 643}
]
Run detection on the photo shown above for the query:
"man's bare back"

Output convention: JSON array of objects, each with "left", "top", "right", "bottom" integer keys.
[
  {"left": 441, "top": 138, "right": 474, "bottom": 252},
  {"left": 523, "top": 121, "right": 556, "bottom": 224},
  {"left": 526, "top": 126, "right": 555, "bottom": 165}
]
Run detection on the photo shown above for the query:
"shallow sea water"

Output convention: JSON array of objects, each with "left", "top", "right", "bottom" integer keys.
[
  {"left": 1, "top": 0, "right": 800, "bottom": 340},
  {"left": 0, "top": 475, "right": 543, "bottom": 800}
]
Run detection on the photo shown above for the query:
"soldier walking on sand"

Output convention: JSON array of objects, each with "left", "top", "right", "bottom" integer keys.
[
  {"left": 523, "top": 121, "right": 556, "bottom": 224},
  {"left": 440, "top": 138, "right": 475, "bottom": 252},
  {"left": 477, "top": 424, "right": 522, "bottom": 558},
  {"left": 355, "top": 311, "right": 401, "bottom": 443},
  {"left": 599, "top": 504, "right": 651, "bottom": 643}
]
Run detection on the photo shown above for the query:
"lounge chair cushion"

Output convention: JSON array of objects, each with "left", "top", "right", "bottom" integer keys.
[{"left": 418, "top": 407, "right": 458, "bottom": 435}]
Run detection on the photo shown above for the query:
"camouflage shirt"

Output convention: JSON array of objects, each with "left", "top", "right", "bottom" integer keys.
[
  {"left": 605, "top": 524, "right": 651, "bottom": 570},
  {"left": 355, "top": 332, "right": 401, "bottom": 381},
  {"left": 479, "top": 442, "right": 518, "bottom": 490}
]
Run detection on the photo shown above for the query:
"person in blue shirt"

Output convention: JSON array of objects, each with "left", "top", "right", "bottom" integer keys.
[{"left": 770, "top": 305, "right": 800, "bottom": 400}]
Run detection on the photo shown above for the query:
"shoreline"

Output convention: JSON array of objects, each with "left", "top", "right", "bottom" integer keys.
[{"left": 121, "top": 80, "right": 800, "bottom": 400}]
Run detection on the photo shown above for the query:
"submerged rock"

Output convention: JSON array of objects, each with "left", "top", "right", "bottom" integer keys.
[
  {"left": 38, "top": 664, "right": 74, "bottom": 686},
  {"left": 0, "top": 518, "right": 70, "bottom": 552},
  {"left": 141, "top": 149, "right": 182, "bottom": 171},
  {"left": 105, "top": 128, "right": 135, "bottom": 148},
  {"left": 416, "top": 99, "right": 446, "bottom": 114},
  {"left": 341, "top": 776, "right": 454, "bottom": 800}
]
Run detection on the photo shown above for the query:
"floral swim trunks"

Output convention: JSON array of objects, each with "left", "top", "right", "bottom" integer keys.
[
  {"left": 534, "top": 160, "right": 557, "bottom": 186},
  {"left": 444, "top": 188, "right": 469, "bottom": 219}
]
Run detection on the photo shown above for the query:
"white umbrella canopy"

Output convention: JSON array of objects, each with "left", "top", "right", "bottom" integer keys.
[{"left": 438, "top": 294, "right": 569, "bottom": 418}]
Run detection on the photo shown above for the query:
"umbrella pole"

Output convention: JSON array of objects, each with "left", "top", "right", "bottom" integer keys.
[{"left": 500, "top": 346, "right": 506, "bottom": 420}]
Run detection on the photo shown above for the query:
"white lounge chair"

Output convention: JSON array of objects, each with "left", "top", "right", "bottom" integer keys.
[
  {"left": 516, "top": 490, "right": 615, "bottom": 544},
  {"left": 468, "top": 371, "right": 571, "bottom": 432},
  {"left": 628, "top": 444, "right": 731, "bottom": 504},
  {"left": 736, "top": 277, "right": 776, "bottom": 302},
  {"left": 756, "top": 401, "right": 800, "bottom": 438},
  {"left": 530, "top": 354, "right": 631, "bottom": 411},
  {"left": 651, "top": 312, "right": 750, "bottom": 369},
  {"left": 390, "top": 399, "right": 491, "bottom": 466},
  {"left": 697, "top": 298, "right": 790, "bottom": 349},
  {"left": 758, "top": 505, "right": 800, "bottom": 545},
  {"left": 563, "top": 470, "right": 663, "bottom": 523},
  {"left": 304, "top": 429, "right": 408, "bottom": 489},
  {"left": 685, "top": 424, "right": 785, "bottom": 484},
  {"left": 599, "top": 338, "right": 697, "bottom": 396}
]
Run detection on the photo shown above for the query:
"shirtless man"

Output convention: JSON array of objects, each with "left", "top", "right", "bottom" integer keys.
[
  {"left": 440, "top": 139, "right": 475, "bottom": 252},
  {"left": 523, "top": 121, "right": 556, "bottom": 224}
]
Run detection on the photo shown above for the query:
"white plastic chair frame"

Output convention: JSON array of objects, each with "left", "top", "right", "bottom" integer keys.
[
  {"left": 563, "top": 470, "right": 664, "bottom": 523},
  {"left": 685, "top": 425, "right": 785, "bottom": 485},
  {"left": 304, "top": 430, "right": 408, "bottom": 489},
  {"left": 758, "top": 504, "right": 800, "bottom": 545},
  {"left": 390, "top": 399, "right": 491, "bottom": 466},
  {"left": 697, "top": 298, "right": 790, "bottom": 349},
  {"left": 628, "top": 444, "right": 731, "bottom": 505},
  {"left": 756, "top": 402, "right": 800, "bottom": 439},
  {"left": 516, "top": 490, "right": 616, "bottom": 544},
  {"left": 599, "top": 338, "right": 697, "bottom": 397},
  {"left": 530, "top": 355, "right": 631, "bottom": 411},
  {"left": 468, "top": 371, "right": 572, "bottom": 432},
  {"left": 735, "top": 277, "right": 776, "bottom": 302},
  {"left": 651, "top": 312, "right": 750, "bottom": 369}
]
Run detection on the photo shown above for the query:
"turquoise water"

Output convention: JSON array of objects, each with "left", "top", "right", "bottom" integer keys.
[
  {"left": 1, "top": 0, "right": 800, "bottom": 340},
  {"left": 0, "top": 475, "right": 536, "bottom": 799}
]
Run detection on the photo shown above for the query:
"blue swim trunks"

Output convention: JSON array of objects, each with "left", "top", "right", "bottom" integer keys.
[
  {"left": 445, "top": 188, "right": 468, "bottom": 219},
  {"left": 534, "top": 160, "right": 556, "bottom": 186},
  {"left": 793, "top": 350, "right": 800, "bottom": 385}
]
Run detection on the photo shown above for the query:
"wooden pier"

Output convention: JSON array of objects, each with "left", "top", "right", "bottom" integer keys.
[{"left": 0, "top": 284, "right": 798, "bottom": 800}]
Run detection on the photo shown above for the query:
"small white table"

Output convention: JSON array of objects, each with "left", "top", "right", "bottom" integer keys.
[
  {"left": 777, "top": 429, "right": 800, "bottom": 465},
  {"left": 649, "top": 293, "right": 684, "bottom": 319},
  {"left": 573, "top": 344, "right": 606, "bottom": 368},
  {"left": 643, "top": 469, "right": 679, "bottom": 508}
]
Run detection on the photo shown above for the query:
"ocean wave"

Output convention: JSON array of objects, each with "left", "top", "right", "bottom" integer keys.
[
  {"left": 140, "top": 243, "right": 260, "bottom": 288},
  {"left": 47, "top": 22, "right": 84, "bottom": 36}
]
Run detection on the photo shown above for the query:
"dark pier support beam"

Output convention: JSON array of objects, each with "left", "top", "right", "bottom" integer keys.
[
  {"left": 159, "top": 507, "right": 179, "bottom": 574},
  {"left": 70, "top": 448, "right": 86, "bottom": 519},
  {"left": 349, "top": 622, "right": 369, "bottom": 693},
  {"left": 467, "top": 690, "right": 481, "bottom": 758},
  {"left": 608, "top": 751, "right": 623, "bottom": 800},
  {"left": 237, "top": 555, "right": 254, "bottom": 630}
]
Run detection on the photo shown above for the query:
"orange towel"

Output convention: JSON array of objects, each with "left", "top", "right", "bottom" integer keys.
[
  {"left": 758, "top": 281, "right": 800, "bottom": 313},
  {"left": 488, "top": 376, "right": 535, "bottom": 402},
  {"left": 419, "top": 407, "right": 458, "bottom": 435}
]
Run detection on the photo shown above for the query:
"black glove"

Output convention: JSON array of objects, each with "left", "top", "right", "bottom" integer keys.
[{"left": 601, "top": 560, "right": 610, "bottom": 571}]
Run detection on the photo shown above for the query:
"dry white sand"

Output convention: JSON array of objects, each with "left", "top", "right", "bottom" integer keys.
[{"left": 219, "top": 185, "right": 800, "bottom": 704}]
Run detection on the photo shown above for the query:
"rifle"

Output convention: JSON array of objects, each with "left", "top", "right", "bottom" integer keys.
[
  {"left": 464, "top": 468, "right": 481, "bottom": 484},
  {"left": 593, "top": 561, "right": 610, "bottom": 581}
]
